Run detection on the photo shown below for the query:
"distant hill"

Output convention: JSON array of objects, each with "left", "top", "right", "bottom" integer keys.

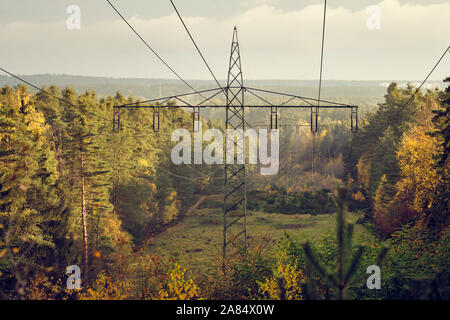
[{"left": 0, "top": 74, "right": 443, "bottom": 107}]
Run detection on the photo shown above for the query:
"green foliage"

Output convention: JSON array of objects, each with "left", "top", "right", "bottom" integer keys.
[
  {"left": 345, "top": 79, "right": 449, "bottom": 236},
  {"left": 0, "top": 85, "right": 71, "bottom": 297},
  {"left": 301, "top": 188, "right": 387, "bottom": 300},
  {"left": 229, "top": 254, "right": 273, "bottom": 299},
  {"left": 427, "top": 77, "right": 450, "bottom": 231},
  {"left": 1, "top": 77, "right": 449, "bottom": 300},
  {"left": 0, "top": 84, "right": 215, "bottom": 297},
  {"left": 379, "top": 225, "right": 450, "bottom": 299},
  {"left": 345, "top": 83, "right": 434, "bottom": 204},
  {"left": 247, "top": 188, "right": 337, "bottom": 215},
  {"left": 158, "top": 262, "right": 200, "bottom": 300},
  {"left": 258, "top": 249, "right": 305, "bottom": 300}
]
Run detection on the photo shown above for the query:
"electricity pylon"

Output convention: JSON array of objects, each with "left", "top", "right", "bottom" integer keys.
[
  {"left": 111, "top": 27, "right": 359, "bottom": 275},
  {"left": 223, "top": 27, "right": 247, "bottom": 271}
]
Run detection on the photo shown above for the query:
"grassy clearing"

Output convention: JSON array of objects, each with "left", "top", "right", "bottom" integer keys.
[{"left": 146, "top": 202, "right": 367, "bottom": 279}]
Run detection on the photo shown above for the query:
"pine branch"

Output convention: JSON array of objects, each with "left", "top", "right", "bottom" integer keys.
[
  {"left": 376, "top": 247, "right": 389, "bottom": 265},
  {"left": 343, "top": 245, "right": 365, "bottom": 285},
  {"left": 301, "top": 187, "right": 389, "bottom": 299},
  {"left": 302, "top": 241, "right": 338, "bottom": 287}
]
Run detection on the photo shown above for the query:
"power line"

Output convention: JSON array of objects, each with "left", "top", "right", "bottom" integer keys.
[
  {"left": 158, "top": 7, "right": 268, "bottom": 143},
  {"left": 106, "top": 0, "right": 220, "bottom": 107},
  {"left": 169, "top": 0, "right": 225, "bottom": 94},
  {"left": 243, "top": 87, "right": 348, "bottom": 106},
  {"left": 379, "top": 45, "right": 450, "bottom": 133},
  {"left": 109, "top": 1, "right": 266, "bottom": 139},
  {"left": 346, "top": 45, "right": 449, "bottom": 163},
  {"left": 317, "top": 0, "right": 327, "bottom": 111},
  {"left": 312, "top": 0, "right": 327, "bottom": 181},
  {"left": 0, "top": 70, "right": 254, "bottom": 181},
  {"left": 167, "top": 0, "right": 269, "bottom": 145},
  {"left": 106, "top": 0, "right": 194, "bottom": 93},
  {"left": 0, "top": 68, "right": 268, "bottom": 141},
  {"left": 0, "top": 108, "right": 46, "bottom": 126},
  {"left": 0, "top": 75, "right": 227, "bottom": 181},
  {"left": 121, "top": 87, "right": 223, "bottom": 107},
  {"left": 0, "top": 67, "right": 111, "bottom": 123},
  {"left": 0, "top": 67, "right": 185, "bottom": 137}
]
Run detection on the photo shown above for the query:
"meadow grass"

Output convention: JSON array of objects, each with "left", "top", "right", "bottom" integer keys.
[{"left": 146, "top": 204, "right": 367, "bottom": 279}]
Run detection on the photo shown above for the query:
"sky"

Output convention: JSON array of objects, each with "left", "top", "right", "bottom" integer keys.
[{"left": 0, "top": 0, "right": 449, "bottom": 81}]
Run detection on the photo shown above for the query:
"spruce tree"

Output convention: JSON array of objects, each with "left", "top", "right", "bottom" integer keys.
[
  {"left": 428, "top": 77, "right": 450, "bottom": 230},
  {"left": 0, "top": 85, "right": 68, "bottom": 295},
  {"left": 302, "top": 188, "right": 388, "bottom": 299}
]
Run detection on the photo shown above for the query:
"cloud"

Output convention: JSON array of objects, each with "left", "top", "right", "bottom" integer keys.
[
  {"left": 240, "top": 0, "right": 279, "bottom": 8},
  {"left": 0, "top": 0, "right": 448, "bottom": 80}
]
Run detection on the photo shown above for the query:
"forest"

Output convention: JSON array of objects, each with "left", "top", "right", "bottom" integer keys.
[{"left": 0, "top": 77, "right": 449, "bottom": 300}]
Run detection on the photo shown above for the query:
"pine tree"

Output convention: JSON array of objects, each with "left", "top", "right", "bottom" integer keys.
[
  {"left": 59, "top": 87, "right": 112, "bottom": 281},
  {"left": 0, "top": 85, "right": 68, "bottom": 295},
  {"left": 301, "top": 188, "right": 388, "bottom": 299},
  {"left": 428, "top": 77, "right": 450, "bottom": 230}
]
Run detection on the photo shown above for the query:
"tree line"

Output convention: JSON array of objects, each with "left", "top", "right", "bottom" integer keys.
[{"left": 0, "top": 84, "right": 220, "bottom": 298}]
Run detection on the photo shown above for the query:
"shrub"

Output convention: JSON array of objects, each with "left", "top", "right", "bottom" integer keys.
[
  {"left": 158, "top": 262, "right": 200, "bottom": 300},
  {"left": 258, "top": 250, "right": 304, "bottom": 300}
]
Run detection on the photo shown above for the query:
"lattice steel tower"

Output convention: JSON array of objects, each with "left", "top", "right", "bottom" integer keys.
[
  {"left": 110, "top": 25, "right": 359, "bottom": 274},
  {"left": 223, "top": 27, "right": 247, "bottom": 269}
]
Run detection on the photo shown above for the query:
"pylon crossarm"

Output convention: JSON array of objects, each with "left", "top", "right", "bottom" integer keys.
[
  {"left": 246, "top": 88, "right": 276, "bottom": 107},
  {"left": 120, "top": 87, "right": 225, "bottom": 107},
  {"left": 197, "top": 90, "right": 224, "bottom": 107},
  {"left": 280, "top": 96, "right": 297, "bottom": 106},
  {"left": 244, "top": 86, "right": 350, "bottom": 107},
  {"left": 175, "top": 96, "right": 193, "bottom": 107}
]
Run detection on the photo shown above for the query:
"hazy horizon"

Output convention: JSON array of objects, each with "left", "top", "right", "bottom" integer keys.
[
  {"left": 1, "top": 73, "right": 447, "bottom": 83},
  {"left": 0, "top": 0, "right": 448, "bottom": 81}
]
